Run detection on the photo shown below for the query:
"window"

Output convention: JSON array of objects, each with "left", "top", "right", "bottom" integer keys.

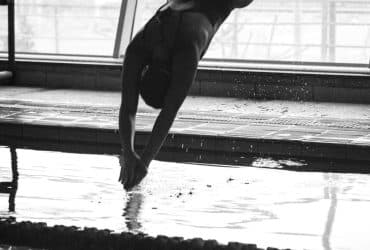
[
  {"left": 1, "top": 0, "right": 121, "bottom": 56},
  {"left": 132, "top": 0, "right": 163, "bottom": 35},
  {"left": 1, "top": 0, "right": 369, "bottom": 66},
  {"left": 0, "top": 5, "right": 8, "bottom": 52},
  {"left": 133, "top": 0, "right": 370, "bottom": 65}
]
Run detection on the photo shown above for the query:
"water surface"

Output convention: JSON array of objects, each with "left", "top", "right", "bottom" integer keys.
[{"left": 1, "top": 147, "right": 370, "bottom": 250}]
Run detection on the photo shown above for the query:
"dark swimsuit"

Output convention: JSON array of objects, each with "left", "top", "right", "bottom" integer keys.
[
  {"left": 195, "top": 0, "right": 234, "bottom": 28},
  {"left": 143, "top": 0, "right": 234, "bottom": 59},
  {"left": 139, "top": 0, "right": 233, "bottom": 109}
]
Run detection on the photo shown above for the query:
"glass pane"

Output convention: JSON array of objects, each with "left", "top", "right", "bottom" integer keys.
[
  {"left": 0, "top": 6, "right": 7, "bottom": 52},
  {"left": 13, "top": 0, "right": 121, "bottom": 56},
  {"left": 208, "top": 0, "right": 370, "bottom": 64},
  {"left": 133, "top": 0, "right": 370, "bottom": 65},
  {"left": 132, "top": 0, "right": 163, "bottom": 34}
]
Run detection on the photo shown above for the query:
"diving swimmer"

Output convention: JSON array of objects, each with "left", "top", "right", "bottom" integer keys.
[{"left": 119, "top": 0, "right": 255, "bottom": 190}]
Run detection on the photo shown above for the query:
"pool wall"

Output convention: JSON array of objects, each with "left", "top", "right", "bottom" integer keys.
[
  {"left": 1, "top": 60, "right": 369, "bottom": 104},
  {"left": 0, "top": 122, "right": 369, "bottom": 170}
]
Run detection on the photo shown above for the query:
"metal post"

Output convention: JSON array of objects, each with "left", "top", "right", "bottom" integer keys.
[
  {"left": 54, "top": 6, "right": 59, "bottom": 54},
  {"left": 9, "top": 146, "right": 18, "bottom": 212},
  {"left": 113, "top": 0, "right": 128, "bottom": 58},
  {"left": 8, "top": 0, "right": 15, "bottom": 83},
  {"left": 231, "top": 12, "right": 239, "bottom": 58},
  {"left": 10, "top": 147, "right": 19, "bottom": 183},
  {"left": 294, "top": 0, "right": 302, "bottom": 61},
  {"left": 321, "top": 0, "right": 329, "bottom": 62},
  {"left": 329, "top": 1, "right": 336, "bottom": 63},
  {"left": 113, "top": 0, "right": 138, "bottom": 58}
]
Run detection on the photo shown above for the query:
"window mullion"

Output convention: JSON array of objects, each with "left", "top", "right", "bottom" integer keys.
[{"left": 113, "top": 0, "right": 137, "bottom": 58}]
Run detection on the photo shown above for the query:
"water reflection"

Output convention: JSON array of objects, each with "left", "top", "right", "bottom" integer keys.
[
  {"left": 123, "top": 191, "right": 144, "bottom": 232},
  {"left": 252, "top": 157, "right": 370, "bottom": 174},
  {"left": 322, "top": 174, "right": 338, "bottom": 250},
  {"left": 0, "top": 147, "right": 18, "bottom": 212}
]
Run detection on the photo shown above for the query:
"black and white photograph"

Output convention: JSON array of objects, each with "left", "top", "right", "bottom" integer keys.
[{"left": 0, "top": 0, "right": 369, "bottom": 249}]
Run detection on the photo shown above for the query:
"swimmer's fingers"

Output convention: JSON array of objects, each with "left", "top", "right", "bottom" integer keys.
[
  {"left": 133, "top": 166, "right": 148, "bottom": 188},
  {"left": 119, "top": 154, "right": 131, "bottom": 187},
  {"left": 119, "top": 165, "right": 128, "bottom": 185},
  {"left": 126, "top": 160, "right": 148, "bottom": 190},
  {"left": 123, "top": 154, "right": 138, "bottom": 190},
  {"left": 134, "top": 160, "right": 148, "bottom": 185},
  {"left": 118, "top": 155, "right": 125, "bottom": 183},
  {"left": 124, "top": 164, "right": 136, "bottom": 190}
]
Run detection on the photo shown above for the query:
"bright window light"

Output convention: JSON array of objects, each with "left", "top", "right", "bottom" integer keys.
[
  {"left": 0, "top": 6, "right": 7, "bottom": 52},
  {"left": 1, "top": 0, "right": 369, "bottom": 65},
  {"left": 133, "top": 0, "right": 370, "bottom": 65},
  {"left": 1, "top": 0, "right": 121, "bottom": 56}
]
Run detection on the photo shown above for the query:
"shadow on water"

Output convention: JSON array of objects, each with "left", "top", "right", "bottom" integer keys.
[{"left": 0, "top": 147, "right": 18, "bottom": 213}]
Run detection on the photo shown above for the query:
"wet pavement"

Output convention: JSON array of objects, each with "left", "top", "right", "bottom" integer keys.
[
  {"left": 0, "top": 86, "right": 369, "bottom": 147},
  {"left": 1, "top": 147, "right": 370, "bottom": 250}
]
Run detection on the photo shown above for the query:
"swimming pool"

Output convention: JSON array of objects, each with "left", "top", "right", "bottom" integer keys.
[{"left": 1, "top": 147, "right": 370, "bottom": 250}]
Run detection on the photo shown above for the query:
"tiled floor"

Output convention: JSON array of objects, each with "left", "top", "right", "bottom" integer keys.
[{"left": 0, "top": 86, "right": 369, "bottom": 162}]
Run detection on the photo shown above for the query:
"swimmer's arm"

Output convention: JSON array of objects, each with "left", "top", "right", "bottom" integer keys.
[
  {"left": 140, "top": 51, "right": 198, "bottom": 167},
  {"left": 140, "top": 103, "right": 179, "bottom": 167},
  {"left": 231, "top": 0, "right": 254, "bottom": 8},
  {"left": 120, "top": 108, "right": 137, "bottom": 156},
  {"left": 120, "top": 63, "right": 141, "bottom": 158}
]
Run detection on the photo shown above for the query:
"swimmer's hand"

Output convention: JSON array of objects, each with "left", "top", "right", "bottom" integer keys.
[
  {"left": 119, "top": 151, "right": 148, "bottom": 191},
  {"left": 231, "top": 0, "right": 254, "bottom": 8}
]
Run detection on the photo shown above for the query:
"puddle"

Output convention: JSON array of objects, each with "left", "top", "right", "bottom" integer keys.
[{"left": 1, "top": 147, "right": 370, "bottom": 250}]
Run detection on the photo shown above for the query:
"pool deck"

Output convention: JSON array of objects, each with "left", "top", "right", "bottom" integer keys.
[{"left": 0, "top": 86, "right": 369, "bottom": 165}]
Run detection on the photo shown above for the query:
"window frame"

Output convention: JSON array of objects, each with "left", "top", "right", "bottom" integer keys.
[{"left": 0, "top": 0, "right": 369, "bottom": 74}]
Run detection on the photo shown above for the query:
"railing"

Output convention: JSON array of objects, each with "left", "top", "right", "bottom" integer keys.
[
  {"left": 0, "top": 0, "right": 369, "bottom": 69},
  {"left": 0, "top": 147, "right": 18, "bottom": 212},
  {"left": 130, "top": 0, "right": 370, "bottom": 67},
  {"left": 206, "top": 0, "right": 370, "bottom": 66}
]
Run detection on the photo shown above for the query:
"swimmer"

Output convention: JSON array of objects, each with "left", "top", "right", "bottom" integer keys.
[{"left": 119, "top": 0, "right": 255, "bottom": 190}]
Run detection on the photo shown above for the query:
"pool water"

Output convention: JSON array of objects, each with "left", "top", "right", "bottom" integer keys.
[{"left": 1, "top": 147, "right": 370, "bottom": 250}]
